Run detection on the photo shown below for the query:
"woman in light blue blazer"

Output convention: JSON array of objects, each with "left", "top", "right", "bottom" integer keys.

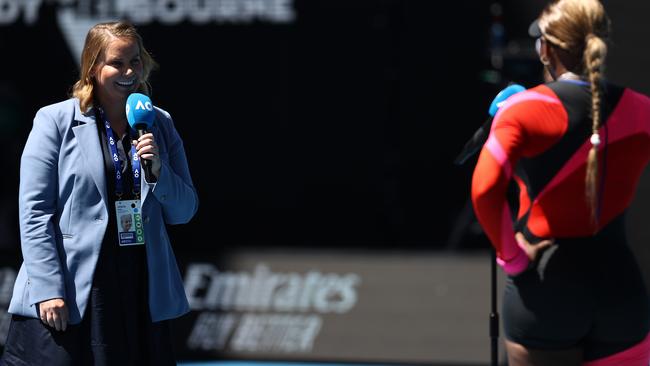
[{"left": 1, "top": 21, "right": 198, "bottom": 365}]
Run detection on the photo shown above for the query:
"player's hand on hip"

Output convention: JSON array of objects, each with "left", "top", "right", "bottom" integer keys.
[{"left": 515, "top": 232, "right": 554, "bottom": 262}]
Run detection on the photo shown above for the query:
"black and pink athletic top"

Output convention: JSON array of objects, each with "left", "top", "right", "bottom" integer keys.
[{"left": 472, "top": 80, "right": 650, "bottom": 275}]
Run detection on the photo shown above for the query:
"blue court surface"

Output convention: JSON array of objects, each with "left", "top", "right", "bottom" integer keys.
[{"left": 178, "top": 363, "right": 390, "bottom": 366}]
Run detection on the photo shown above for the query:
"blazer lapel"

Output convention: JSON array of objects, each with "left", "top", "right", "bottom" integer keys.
[
  {"left": 140, "top": 167, "right": 151, "bottom": 204},
  {"left": 71, "top": 104, "right": 108, "bottom": 204}
]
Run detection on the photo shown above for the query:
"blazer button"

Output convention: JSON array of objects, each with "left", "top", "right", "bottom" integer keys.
[{"left": 161, "top": 195, "right": 167, "bottom": 201}]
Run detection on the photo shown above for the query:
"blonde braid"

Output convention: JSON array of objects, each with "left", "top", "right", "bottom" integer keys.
[{"left": 584, "top": 33, "right": 607, "bottom": 223}]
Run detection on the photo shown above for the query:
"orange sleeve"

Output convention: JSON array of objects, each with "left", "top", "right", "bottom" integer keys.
[{"left": 471, "top": 86, "right": 567, "bottom": 274}]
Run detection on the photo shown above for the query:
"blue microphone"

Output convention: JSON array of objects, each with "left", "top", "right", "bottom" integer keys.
[
  {"left": 488, "top": 84, "right": 526, "bottom": 117},
  {"left": 454, "top": 84, "right": 526, "bottom": 165},
  {"left": 126, "top": 93, "right": 156, "bottom": 181}
]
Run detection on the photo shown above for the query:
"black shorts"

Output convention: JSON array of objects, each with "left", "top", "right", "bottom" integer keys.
[{"left": 503, "top": 217, "right": 650, "bottom": 361}]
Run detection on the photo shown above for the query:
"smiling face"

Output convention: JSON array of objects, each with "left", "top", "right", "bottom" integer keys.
[{"left": 92, "top": 36, "right": 143, "bottom": 110}]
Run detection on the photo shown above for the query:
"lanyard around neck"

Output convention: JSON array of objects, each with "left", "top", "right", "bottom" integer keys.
[{"left": 99, "top": 109, "right": 141, "bottom": 198}]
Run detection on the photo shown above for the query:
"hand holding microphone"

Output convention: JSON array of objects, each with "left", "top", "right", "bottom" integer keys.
[
  {"left": 454, "top": 84, "right": 526, "bottom": 165},
  {"left": 126, "top": 93, "right": 160, "bottom": 182}
]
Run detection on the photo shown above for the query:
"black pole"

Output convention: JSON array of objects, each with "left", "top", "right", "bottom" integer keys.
[{"left": 490, "top": 249, "right": 499, "bottom": 366}]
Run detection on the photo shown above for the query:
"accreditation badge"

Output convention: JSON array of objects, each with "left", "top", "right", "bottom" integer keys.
[{"left": 115, "top": 199, "right": 145, "bottom": 246}]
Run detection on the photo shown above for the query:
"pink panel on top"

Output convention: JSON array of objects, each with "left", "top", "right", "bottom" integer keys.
[
  {"left": 607, "top": 89, "right": 650, "bottom": 141},
  {"left": 496, "top": 247, "right": 529, "bottom": 276},
  {"left": 582, "top": 332, "right": 650, "bottom": 366},
  {"left": 485, "top": 135, "right": 512, "bottom": 181},
  {"left": 485, "top": 89, "right": 564, "bottom": 182},
  {"left": 535, "top": 89, "right": 650, "bottom": 202},
  {"left": 491, "top": 90, "right": 562, "bottom": 132},
  {"left": 495, "top": 202, "right": 529, "bottom": 276}
]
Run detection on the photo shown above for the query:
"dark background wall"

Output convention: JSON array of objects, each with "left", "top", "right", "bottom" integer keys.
[
  {"left": 1, "top": 0, "right": 649, "bottom": 291},
  {"left": 604, "top": 0, "right": 650, "bottom": 301},
  {"left": 1, "top": 1, "right": 650, "bottom": 363},
  {"left": 0, "top": 1, "right": 495, "bottom": 252}
]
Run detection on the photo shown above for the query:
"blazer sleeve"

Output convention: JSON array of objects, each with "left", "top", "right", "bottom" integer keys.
[
  {"left": 19, "top": 107, "right": 66, "bottom": 305},
  {"left": 148, "top": 110, "right": 199, "bottom": 224}
]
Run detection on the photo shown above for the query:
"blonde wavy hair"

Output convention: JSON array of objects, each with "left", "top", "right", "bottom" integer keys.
[
  {"left": 537, "top": 0, "right": 610, "bottom": 223},
  {"left": 71, "top": 21, "right": 157, "bottom": 113}
]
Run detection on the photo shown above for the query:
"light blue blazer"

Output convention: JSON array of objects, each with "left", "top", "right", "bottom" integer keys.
[{"left": 8, "top": 98, "right": 198, "bottom": 324}]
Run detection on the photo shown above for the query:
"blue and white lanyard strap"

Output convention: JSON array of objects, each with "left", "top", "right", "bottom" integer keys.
[{"left": 100, "top": 111, "right": 141, "bottom": 198}]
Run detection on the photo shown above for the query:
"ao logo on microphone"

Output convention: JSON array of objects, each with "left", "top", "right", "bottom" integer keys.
[
  {"left": 125, "top": 100, "right": 153, "bottom": 116},
  {"left": 136, "top": 100, "right": 153, "bottom": 111}
]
